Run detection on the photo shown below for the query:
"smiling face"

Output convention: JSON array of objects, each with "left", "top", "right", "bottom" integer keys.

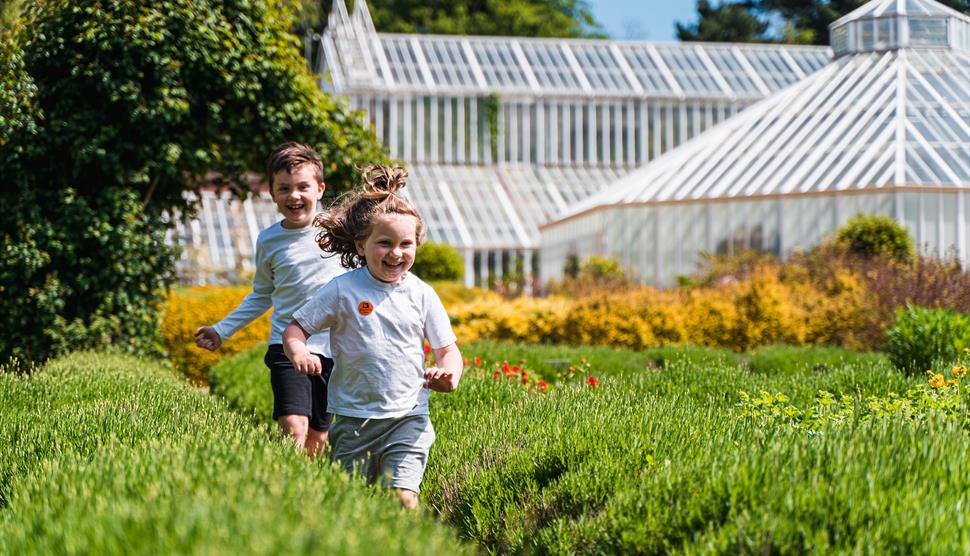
[
  {"left": 271, "top": 163, "right": 325, "bottom": 229},
  {"left": 355, "top": 213, "right": 418, "bottom": 284}
]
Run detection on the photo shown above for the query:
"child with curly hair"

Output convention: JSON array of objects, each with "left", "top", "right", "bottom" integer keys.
[{"left": 283, "top": 164, "right": 462, "bottom": 509}]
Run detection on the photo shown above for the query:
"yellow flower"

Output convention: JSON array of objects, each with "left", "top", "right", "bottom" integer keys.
[
  {"left": 946, "top": 379, "right": 958, "bottom": 386},
  {"left": 964, "top": 347, "right": 970, "bottom": 354},
  {"left": 928, "top": 373, "right": 945, "bottom": 388},
  {"left": 952, "top": 366, "right": 967, "bottom": 377}
]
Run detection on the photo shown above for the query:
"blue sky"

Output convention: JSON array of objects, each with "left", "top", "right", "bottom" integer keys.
[{"left": 587, "top": 0, "right": 698, "bottom": 42}]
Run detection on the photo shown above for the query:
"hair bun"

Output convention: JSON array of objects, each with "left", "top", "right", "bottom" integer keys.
[{"left": 361, "top": 164, "right": 408, "bottom": 195}]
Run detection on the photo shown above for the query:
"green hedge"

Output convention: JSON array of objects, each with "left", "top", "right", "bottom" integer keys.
[
  {"left": 207, "top": 342, "right": 966, "bottom": 553},
  {"left": 0, "top": 352, "right": 467, "bottom": 555}
]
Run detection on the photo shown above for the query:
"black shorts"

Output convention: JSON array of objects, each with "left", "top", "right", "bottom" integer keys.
[{"left": 264, "top": 344, "right": 334, "bottom": 432}]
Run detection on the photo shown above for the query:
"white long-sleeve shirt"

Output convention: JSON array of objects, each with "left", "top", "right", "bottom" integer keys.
[{"left": 213, "top": 220, "right": 345, "bottom": 355}]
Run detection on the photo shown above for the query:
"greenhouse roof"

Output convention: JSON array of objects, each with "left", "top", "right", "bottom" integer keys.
[
  {"left": 550, "top": 45, "right": 970, "bottom": 222},
  {"left": 320, "top": 0, "right": 831, "bottom": 101},
  {"left": 833, "top": 0, "right": 970, "bottom": 26},
  {"left": 401, "top": 164, "right": 626, "bottom": 249}
]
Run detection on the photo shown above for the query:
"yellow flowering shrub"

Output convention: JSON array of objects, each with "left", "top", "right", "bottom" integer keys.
[
  {"left": 559, "top": 289, "right": 685, "bottom": 349},
  {"left": 446, "top": 262, "right": 879, "bottom": 352},
  {"left": 161, "top": 286, "right": 270, "bottom": 384},
  {"left": 449, "top": 293, "right": 569, "bottom": 344}
]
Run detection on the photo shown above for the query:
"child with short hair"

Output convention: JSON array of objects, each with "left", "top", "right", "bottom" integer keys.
[
  {"left": 195, "top": 142, "right": 344, "bottom": 456},
  {"left": 282, "top": 164, "right": 462, "bottom": 509}
]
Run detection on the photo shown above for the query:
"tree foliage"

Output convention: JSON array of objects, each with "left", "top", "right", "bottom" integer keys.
[
  {"left": 676, "top": 0, "right": 768, "bottom": 43},
  {"left": 307, "top": 0, "right": 605, "bottom": 38},
  {"left": 0, "top": 0, "right": 385, "bottom": 368},
  {"left": 678, "top": 0, "right": 970, "bottom": 45}
]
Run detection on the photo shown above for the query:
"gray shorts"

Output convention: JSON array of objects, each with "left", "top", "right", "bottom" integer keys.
[{"left": 329, "top": 413, "right": 435, "bottom": 493}]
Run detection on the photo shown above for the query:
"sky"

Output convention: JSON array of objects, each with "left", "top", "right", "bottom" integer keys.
[{"left": 587, "top": 0, "right": 699, "bottom": 43}]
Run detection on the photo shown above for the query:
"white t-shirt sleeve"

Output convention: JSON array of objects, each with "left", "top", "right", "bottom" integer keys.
[
  {"left": 213, "top": 241, "right": 273, "bottom": 340},
  {"left": 293, "top": 280, "right": 340, "bottom": 336},
  {"left": 423, "top": 286, "right": 457, "bottom": 349}
]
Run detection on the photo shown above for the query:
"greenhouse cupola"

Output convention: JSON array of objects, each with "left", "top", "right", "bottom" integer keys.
[{"left": 830, "top": 0, "right": 970, "bottom": 57}]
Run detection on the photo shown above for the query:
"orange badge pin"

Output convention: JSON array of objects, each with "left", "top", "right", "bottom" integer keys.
[{"left": 358, "top": 301, "right": 374, "bottom": 316}]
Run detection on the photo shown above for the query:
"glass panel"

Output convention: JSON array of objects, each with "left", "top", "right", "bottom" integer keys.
[
  {"left": 909, "top": 18, "right": 948, "bottom": 46},
  {"left": 876, "top": 17, "right": 894, "bottom": 49},
  {"left": 618, "top": 45, "right": 678, "bottom": 94},
  {"left": 381, "top": 38, "right": 425, "bottom": 86},
  {"left": 570, "top": 44, "right": 633, "bottom": 92},
  {"left": 860, "top": 19, "right": 876, "bottom": 50},
  {"left": 471, "top": 41, "right": 530, "bottom": 89},
  {"left": 705, "top": 48, "right": 761, "bottom": 96},
  {"left": 657, "top": 46, "right": 722, "bottom": 95},
  {"left": 421, "top": 40, "right": 477, "bottom": 89},
  {"left": 522, "top": 43, "right": 583, "bottom": 91},
  {"left": 832, "top": 26, "right": 850, "bottom": 55}
]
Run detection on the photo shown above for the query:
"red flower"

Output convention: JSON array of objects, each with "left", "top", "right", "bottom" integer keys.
[
  {"left": 492, "top": 371, "right": 501, "bottom": 380},
  {"left": 474, "top": 357, "right": 481, "bottom": 367},
  {"left": 537, "top": 380, "right": 548, "bottom": 392},
  {"left": 512, "top": 365, "right": 520, "bottom": 374},
  {"left": 423, "top": 343, "right": 431, "bottom": 355},
  {"left": 586, "top": 376, "right": 601, "bottom": 388},
  {"left": 521, "top": 376, "right": 529, "bottom": 385}
]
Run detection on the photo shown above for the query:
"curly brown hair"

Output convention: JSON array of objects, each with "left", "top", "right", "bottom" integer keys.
[
  {"left": 314, "top": 164, "right": 425, "bottom": 269},
  {"left": 266, "top": 142, "right": 323, "bottom": 192}
]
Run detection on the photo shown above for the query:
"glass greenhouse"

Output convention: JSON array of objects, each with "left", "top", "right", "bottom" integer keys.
[
  {"left": 172, "top": 0, "right": 832, "bottom": 284},
  {"left": 541, "top": 0, "right": 970, "bottom": 286}
]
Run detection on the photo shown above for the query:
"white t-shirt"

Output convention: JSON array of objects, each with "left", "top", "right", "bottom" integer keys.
[
  {"left": 293, "top": 266, "right": 457, "bottom": 419},
  {"left": 214, "top": 220, "right": 345, "bottom": 355}
]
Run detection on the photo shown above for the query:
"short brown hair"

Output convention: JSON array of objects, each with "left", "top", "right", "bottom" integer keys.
[
  {"left": 266, "top": 142, "right": 324, "bottom": 191},
  {"left": 314, "top": 164, "right": 425, "bottom": 269}
]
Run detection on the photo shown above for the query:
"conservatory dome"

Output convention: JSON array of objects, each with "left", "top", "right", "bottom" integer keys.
[{"left": 830, "top": 0, "right": 970, "bottom": 57}]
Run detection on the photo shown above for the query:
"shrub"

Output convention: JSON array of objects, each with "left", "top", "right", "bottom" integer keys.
[
  {"left": 579, "top": 255, "right": 627, "bottom": 282},
  {"left": 1, "top": 0, "right": 384, "bottom": 369},
  {"left": 885, "top": 305, "right": 970, "bottom": 376},
  {"left": 410, "top": 242, "right": 464, "bottom": 281},
  {"left": 161, "top": 286, "right": 270, "bottom": 384},
  {"left": 834, "top": 213, "right": 914, "bottom": 260},
  {"left": 0, "top": 187, "right": 176, "bottom": 369},
  {"left": 210, "top": 343, "right": 272, "bottom": 423}
]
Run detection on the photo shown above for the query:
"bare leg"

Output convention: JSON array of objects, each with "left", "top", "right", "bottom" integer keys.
[
  {"left": 278, "top": 414, "right": 309, "bottom": 451},
  {"left": 305, "top": 428, "right": 329, "bottom": 457},
  {"left": 397, "top": 489, "right": 419, "bottom": 510}
]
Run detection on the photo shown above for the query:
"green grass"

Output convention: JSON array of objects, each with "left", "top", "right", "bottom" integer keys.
[
  {"left": 425, "top": 360, "right": 969, "bottom": 554},
  {"left": 0, "top": 351, "right": 467, "bottom": 555},
  {"left": 23, "top": 344, "right": 968, "bottom": 554},
  {"left": 742, "top": 344, "right": 890, "bottom": 376},
  {"left": 463, "top": 340, "right": 739, "bottom": 380}
]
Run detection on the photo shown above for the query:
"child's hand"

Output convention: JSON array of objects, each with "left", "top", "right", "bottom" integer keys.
[
  {"left": 424, "top": 367, "right": 457, "bottom": 392},
  {"left": 292, "top": 353, "right": 322, "bottom": 376},
  {"left": 194, "top": 326, "right": 223, "bottom": 351}
]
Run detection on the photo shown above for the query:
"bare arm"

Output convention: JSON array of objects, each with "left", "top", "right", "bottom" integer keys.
[
  {"left": 282, "top": 320, "right": 321, "bottom": 375},
  {"left": 424, "top": 343, "right": 462, "bottom": 392}
]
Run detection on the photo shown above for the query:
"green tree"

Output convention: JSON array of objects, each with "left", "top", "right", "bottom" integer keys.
[
  {"left": 676, "top": 0, "right": 768, "bottom": 43},
  {"left": 678, "top": 0, "right": 970, "bottom": 45},
  {"left": 315, "top": 0, "right": 605, "bottom": 38},
  {"left": 1, "top": 0, "right": 385, "bottom": 368}
]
